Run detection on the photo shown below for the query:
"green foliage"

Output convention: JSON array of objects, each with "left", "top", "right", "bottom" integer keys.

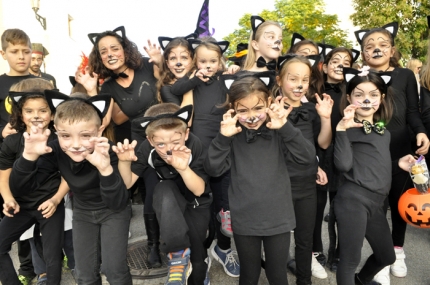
[
  {"left": 350, "top": 0, "right": 430, "bottom": 62},
  {"left": 223, "top": 0, "right": 352, "bottom": 58}
]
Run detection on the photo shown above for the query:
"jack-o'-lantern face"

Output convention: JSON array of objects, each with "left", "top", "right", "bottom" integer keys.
[{"left": 398, "top": 188, "right": 430, "bottom": 228}]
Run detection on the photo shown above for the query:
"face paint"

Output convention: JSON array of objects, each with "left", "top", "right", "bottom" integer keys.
[
  {"left": 234, "top": 95, "right": 268, "bottom": 130},
  {"left": 254, "top": 25, "right": 283, "bottom": 61},
  {"left": 295, "top": 43, "right": 318, "bottom": 56},
  {"left": 348, "top": 82, "right": 383, "bottom": 122},
  {"left": 324, "top": 52, "right": 351, "bottom": 83},
  {"left": 363, "top": 33, "right": 393, "bottom": 68},
  {"left": 166, "top": 47, "right": 193, "bottom": 79},
  {"left": 277, "top": 62, "right": 311, "bottom": 107}
]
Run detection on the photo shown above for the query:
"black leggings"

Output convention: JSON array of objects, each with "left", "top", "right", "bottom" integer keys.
[
  {"left": 234, "top": 232, "right": 290, "bottom": 285},
  {"left": 335, "top": 183, "right": 395, "bottom": 285},
  {"left": 210, "top": 171, "right": 231, "bottom": 250}
]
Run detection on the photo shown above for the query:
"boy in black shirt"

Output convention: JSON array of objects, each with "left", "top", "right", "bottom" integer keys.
[{"left": 113, "top": 103, "right": 212, "bottom": 285}]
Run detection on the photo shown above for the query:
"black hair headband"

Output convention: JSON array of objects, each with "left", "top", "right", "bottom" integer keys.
[
  {"left": 157, "top": 33, "right": 198, "bottom": 51},
  {"left": 132, "top": 105, "right": 193, "bottom": 130},
  {"left": 44, "top": 90, "right": 111, "bottom": 120},
  {"left": 88, "top": 26, "right": 126, "bottom": 45},
  {"left": 343, "top": 67, "right": 392, "bottom": 89},
  {"left": 290, "top": 33, "right": 324, "bottom": 54},
  {"left": 320, "top": 44, "right": 360, "bottom": 63},
  {"left": 354, "top": 22, "right": 398, "bottom": 46},
  {"left": 220, "top": 70, "right": 276, "bottom": 91},
  {"left": 187, "top": 39, "right": 229, "bottom": 54}
]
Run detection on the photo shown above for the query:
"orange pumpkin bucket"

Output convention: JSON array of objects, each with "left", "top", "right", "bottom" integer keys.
[{"left": 398, "top": 188, "right": 430, "bottom": 228}]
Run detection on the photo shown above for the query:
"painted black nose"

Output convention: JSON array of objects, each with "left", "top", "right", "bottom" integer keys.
[
  {"left": 274, "top": 40, "right": 281, "bottom": 45},
  {"left": 338, "top": 64, "right": 343, "bottom": 68},
  {"left": 374, "top": 48, "right": 381, "bottom": 53},
  {"left": 176, "top": 63, "right": 182, "bottom": 67},
  {"left": 363, "top": 99, "right": 371, "bottom": 103},
  {"left": 298, "top": 85, "right": 303, "bottom": 90}
]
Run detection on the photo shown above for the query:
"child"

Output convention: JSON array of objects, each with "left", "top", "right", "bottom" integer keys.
[
  {"left": 9, "top": 91, "right": 132, "bottom": 285},
  {"left": 170, "top": 36, "right": 241, "bottom": 279},
  {"left": 334, "top": 67, "right": 413, "bottom": 285},
  {"left": 0, "top": 79, "right": 69, "bottom": 285},
  {"left": 275, "top": 55, "right": 333, "bottom": 284},
  {"left": 242, "top": 15, "right": 282, "bottom": 72},
  {"left": 113, "top": 103, "right": 212, "bottom": 285},
  {"left": 204, "top": 74, "right": 316, "bottom": 284},
  {"left": 355, "top": 22, "right": 429, "bottom": 282}
]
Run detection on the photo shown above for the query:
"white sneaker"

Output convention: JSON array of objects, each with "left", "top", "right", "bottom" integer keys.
[
  {"left": 311, "top": 252, "right": 328, "bottom": 279},
  {"left": 373, "top": 265, "right": 390, "bottom": 285},
  {"left": 390, "top": 247, "right": 407, "bottom": 277}
]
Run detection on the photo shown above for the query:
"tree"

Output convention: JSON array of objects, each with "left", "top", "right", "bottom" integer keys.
[
  {"left": 223, "top": 0, "right": 351, "bottom": 58},
  {"left": 350, "top": 0, "right": 430, "bottom": 62}
]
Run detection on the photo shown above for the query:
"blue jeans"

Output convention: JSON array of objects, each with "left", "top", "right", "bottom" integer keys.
[{"left": 72, "top": 202, "right": 132, "bottom": 285}]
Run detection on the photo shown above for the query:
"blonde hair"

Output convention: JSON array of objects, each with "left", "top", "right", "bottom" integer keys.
[
  {"left": 421, "top": 40, "right": 430, "bottom": 89},
  {"left": 406, "top": 58, "right": 422, "bottom": 74},
  {"left": 54, "top": 99, "right": 101, "bottom": 128},
  {"left": 144, "top": 103, "right": 187, "bottom": 137},
  {"left": 274, "top": 56, "right": 312, "bottom": 97},
  {"left": 193, "top": 37, "right": 226, "bottom": 72},
  {"left": 243, "top": 21, "right": 282, "bottom": 70}
]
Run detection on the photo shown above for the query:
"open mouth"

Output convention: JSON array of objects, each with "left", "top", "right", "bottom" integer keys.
[
  {"left": 293, "top": 90, "right": 303, "bottom": 97},
  {"left": 272, "top": 45, "right": 280, "bottom": 51},
  {"left": 334, "top": 68, "right": 343, "bottom": 74},
  {"left": 108, "top": 59, "right": 118, "bottom": 64},
  {"left": 360, "top": 107, "right": 371, "bottom": 111},
  {"left": 173, "top": 69, "right": 185, "bottom": 73},
  {"left": 372, "top": 54, "right": 382, "bottom": 59},
  {"left": 31, "top": 121, "right": 44, "bottom": 126}
]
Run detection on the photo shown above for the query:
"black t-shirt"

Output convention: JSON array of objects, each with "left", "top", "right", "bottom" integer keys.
[
  {"left": 40, "top": 72, "right": 57, "bottom": 89},
  {"left": 0, "top": 131, "right": 60, "bottom": 209},
  {"left": 324, "top": 81, "right": 343, "bottom": 134},
  {"left": 160, "top": 85, "right": 181, "bottom": 105}
]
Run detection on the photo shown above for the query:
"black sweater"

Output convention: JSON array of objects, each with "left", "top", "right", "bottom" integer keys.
[{"left": 204, "top": 121, "right": 315, "bottom": 236}]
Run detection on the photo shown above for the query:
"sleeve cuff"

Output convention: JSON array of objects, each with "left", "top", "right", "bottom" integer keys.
[
  {"left": 99, "top": 171, "right": 119, "bottom": 187},
  {"left": 15, "top": 156, "right": 38, "bottom": 171},
  {"left": 214, "top": 132, "right": 234, "bottom": 147},
  {"left": 277, "top": 120, "right": 299, "bottom": 140}
]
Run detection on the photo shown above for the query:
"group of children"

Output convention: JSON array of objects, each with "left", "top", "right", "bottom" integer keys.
[{"left": 0, "top": 13, "right": 429, "bottom": 285}]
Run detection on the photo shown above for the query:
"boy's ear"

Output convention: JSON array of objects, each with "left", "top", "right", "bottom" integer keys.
[
  {"left": 146, "top": 136, "right": 155, "bottom": 147},
  {"left": 97, "top": 124, "right": 105, "bottom": 137},
  {"left": 0, "top": 50, "right": 6, "bottom": 59},
  {"left": 184, "top": 128, "right": 190, "bottom": 141}
]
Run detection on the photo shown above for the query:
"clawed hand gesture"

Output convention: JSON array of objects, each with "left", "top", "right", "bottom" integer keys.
[
  {"left": 164, "top": 145, "right": 192, "bottom": 172},
  {"left": 195, "top": 69, "right": 211, "bottom": 83},
  {"left": 112, "top": 139, "right": 138, "bottom": 162},
  {"left": 22, "top": 124, "right": 52, "bottom": 161},
  {"left": 337, "top": 105, "right": 363, "bottom": 131},
  {"left": 315, "top": 93, "right": 333, "bottom": 119},
  {"left": 220, "top": 109, "right": 242, "bottom": 137},
  {"left": 144, "top": 40, "right": 162, "bottom": 66},
  {"left": 266, "top": 96, "right": 291, "bottom": 129},
  {"left": 75, "top": 66, "right": 99, "bottom": 95},
  {"left": 84, "top": 137, "right": 112, "bottom": 174}
]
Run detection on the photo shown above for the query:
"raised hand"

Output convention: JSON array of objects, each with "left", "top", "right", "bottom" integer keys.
[
  {"left": 75, "top": 66, "right": 99, "bottom": 95},
  {"left": 144, "top": 39, "right": 162, "bottom": 65},
  {"left": 195, "top": 68, "right": 210, "bottom": 82},
  {"left": 337, "top": 104, "right": 363, "bottom": 131},
  {"left": 266, "top": 96, "right": 290, "bottom": 129},
  {"left": 22, "top": 124, "right": 52, "bottom": 161},
  {"left": 3, "top": 199, "right": 19, "bottom": 217},
  {"left": 112, "top": 139, "right": 138, "bottom": 162},
  {"left": 165, "top": 145, "right": 192, "bottom": 171},
  {"left": 84, "top": 137, "right": 112, "bottom": 175},
  {"left": 220, "top": 109, "right": 242, "bottom": 137},
  {"left": 315, "top": 93, "right": 333, "bottom": 119},
  {"left": 225, "top": 65, "right": 240, "bottom": 75}
]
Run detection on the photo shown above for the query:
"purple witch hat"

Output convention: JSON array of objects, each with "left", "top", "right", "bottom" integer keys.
[{"left": 194, "top": 0, "right": 215, "bottom": 37}]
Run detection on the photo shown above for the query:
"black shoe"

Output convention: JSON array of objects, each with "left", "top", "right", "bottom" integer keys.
[
  {"left": 355, "top": 274, "right": 382, "bottom": 285},
  {"left": 324, "top": 213, "right": 330, "bottom": 222},
  {"left": 329, "top": 258, "right": 339, "bottom": 272},
  {"left": 143, "top": 213, "right": 162, "bottom": 268},
  {"left": 287, "top": 259, "right": 296, "bottom": 275},
  {"left": 314, "top": 252, "right": 327, "bottom": 266}
]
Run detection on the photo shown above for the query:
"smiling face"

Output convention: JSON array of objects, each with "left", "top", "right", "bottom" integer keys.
[
  {"left": 55, "top": 120, "right": 102, "bottom": 162},
  {"left": 166, "top": 45, "right": 193, "bottom": 79},
  {"left": 294, "top": 43, "right": 319, "bottom": 56},
  {"left": 21, "top": 98, "right": 52, "bottom": 133},
  {"left": 252, "top": 24, "right": 283, "bottom": 61},
  {"left": 277, "top": 61, "right": 311, "bottom": 107},
  {"left": 147, "top": 127, "right": 189, "bottom": 161},
  {"left": 347, "top": 81, "right": 383, "bottom": 122},
  {"left": 362, "top": 32, "right": 394, "bottom": 70},
  {"left": 1, "top": 42, "right": 31, "bottom": 75},
  {"left": 98, "top": 35, "right": 126, "bottom": 73},
  {"left": 323, "top": 52, "right": 352, "bottom": 83},
  {"left": 195, "top": 46, "right": 220, "bottom": 76},
  {"left": 234, "top": 92, "right": 269, "bottom": 130}
]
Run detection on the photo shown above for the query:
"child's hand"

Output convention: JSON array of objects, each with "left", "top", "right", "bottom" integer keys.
[
  {"left": 315, "top": 93, "right": 333, "bottom": 119},
  {"left": 195, "top": 69, "right": 210, "bottom": 82},
  {"left": 112, "top": 139, "right": 138, "bottom": 162},
  {"left": 165, "top": 145, "right": 192, "bottom": 171},
  {"left": 336, "top": 105, "right": 363, "bottom": 131},
  {"left": 266, "top": 96, "right": 290, "bottom": 129},
  {"left": 415, "top": 133, "right": 430, "bottom": 156},
  {"left": 84, "top": 137, "right": 113, "bottom": 175},
  {"left": 2, "top": 123, "right": 17, "bottom": 138},
  {"left": 316, "top": 166, "right": 328, "bottom": 185},
  {"left": 225, "top": 65, "right": 240, "bottom": 75},
  {"left": 3, "top": 199, "right": 19, "bottom": 217},
  {"left": 220, "top": 109, "right": 242, "bottom": 137},
  {"left": 22, "top": 124, "right": 52, "bottom": 161},
  {"left": 75, "top": 66, "right": 99, "bottom": 95},
  {"left": 38, "top": 199, "right": 57, "bottom": 218},
  {"left": 144, "top": 39, "right": 162, "bottom": 65},
  {"left": 398, "top": 155, "right": 416, "bottom": 172}
]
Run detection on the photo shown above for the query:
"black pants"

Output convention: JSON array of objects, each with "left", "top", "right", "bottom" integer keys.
[
  {"left": 291, "top": 177, "right": 317, "bottom": 285},
  {"left": 234, "top": 232, "right": 290, "bottom": 285},
  {"left": 142, "top": 167, "right": 160, "bottom": 215},
  {"left": 17, "top": 239, "right": 34, "bottom": 277},
  {"left": 0, "top": 203, "right": 65, "bottom": 285},
  {"left": 334, "top": 182, "right": 395, "bottom": 285},
  {"left": 210, "top": 171, "right": 231, "bottom": 250},
  {"left": 153, "top": 180, "right": 210, "bottom": 285}
]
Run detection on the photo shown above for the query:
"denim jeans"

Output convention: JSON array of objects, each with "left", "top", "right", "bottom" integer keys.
[
  {"left": 0, "top": 202, "right": 65, "bottom": 285},
  {"left": 72, "top": 202, "right": 132, "bottom": 285}
]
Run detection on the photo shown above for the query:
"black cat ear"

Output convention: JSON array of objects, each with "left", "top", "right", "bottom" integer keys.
[
  {"left": 351, "top": 48, "right": 360, "bottom": 63},
  {"left": 343, "top": 67, "right": 360, "bottom": 83},
  {"left": 8, "top": 92, "right": 26, "bottom": 104},
  {"left": 277, "top": 54, "right": 297, "bottom": 70},
  {"left": 251, "top": 15, "right": 265, "bottom": 38},
  {"left": 158, "top": 37, "right": 174, "bottom": 51},
  {"left": 87, "top": 33, "right": 99, "bottom": 45},
  {"left": 184, "top": 33, "right": 198, "bottom": 40},
  {"left": 354, "top": 29, "right": 369, "bottom": 45},
  {"left": 112, "top": 26, "right": 126, "bottom": 39},
  {"left": 188, "top": 39, "right": 203, "bottom": 51},
  {"left": 290, "top": 33, "right": 305, "bottom": 48},
  {"left": 254, "top": 71, "right": 276, "bottom": 88},
  {"left": 382, "top": 22, "right": 398, "bottom": 38},
  {"left": 44, "top": 90, "right": 70, "bottom": 112},
  {"left": 174, "top": 104, "right": 193, "bottom": 124},
  {"left": 220, "top": 74, "right": 237, "bottom": 91},
  {"left": 306, "top": 55, "right": 321, "bottom": 68},
  {"left": 134, "top": 104, "right": 194, "bottom": 129},
  {"left": 319, "top": 44, "right": 335, "bottom": 57},
  {"left": 378, "top": 71, "right": 392, "bottom": 85},
  {"left": 69, "top": 76, "right": 77, "bottom": 87},
  {"left": 87, "top": 94, "right": 111, "bottom": 120},
  {"left": 217, "top": 41, "right": 230, "bottom": 54}
]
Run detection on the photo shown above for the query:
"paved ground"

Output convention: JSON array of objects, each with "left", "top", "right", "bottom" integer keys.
[{"left": 4, "top": 200, "right": 430, "bottom": 285}]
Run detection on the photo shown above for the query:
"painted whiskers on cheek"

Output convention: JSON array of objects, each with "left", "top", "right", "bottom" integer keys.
[
  {"left": 238, "top": 113, "right": 266, "bottom": 124},
  {"left": 355, "top": 98, "right": 380, "bottom": 110}
]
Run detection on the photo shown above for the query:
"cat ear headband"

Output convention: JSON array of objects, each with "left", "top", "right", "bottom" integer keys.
[
  {"left": 277, "top": 54, "right": 320, "bottom": 70},
  {"left": 44, "top": 90, "right": 111, "bottom": 120},
  {"left": 343, "top": 67, "right": 392, "bottom": 87},
  {"left": 251, "top": 15, "right": 265, "bottom": 40},
  {"left": 221, "top": 71, "right": 276, "bottom": 92},
  {"left": 187, "top": 39, "right": 229, "bottom": 54},
  {"left": 157, "top": 33, "right": 198, "bottom": 51},
  {"left": 354, "top": 22, "right": 398, "bottom": 46},
  {"left": 132, "top": 104, "right": 193, "bottom": 130},
  {"left": 291, "top": 33, "right": 324, "bottom": 54},
  {"left": 88, "top": 26, "right": 126, "bottom": 45},
  {"left": 8, "top": 90, "right": 69, "bottom": 113},
  {"left": 322, "top": 45, "right": 361, "bottom": 63}
]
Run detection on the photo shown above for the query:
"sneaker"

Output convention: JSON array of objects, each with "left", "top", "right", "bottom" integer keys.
[
  {"left": 324, "top": 213, "right": 330, "bottom": 222},
  {"left": 165, "top": 248, "right": 192, "bottom": 285},
  {"left": 287, "top": 259, "right": 296, "bottom": 275},
  {"left": 18, "top": 274, "right": 35, "bottom": 285},
  {"left": 311, "top": 252, "right": 328, "bottom": 279},
  {"left": 217, "top": 209, "right": 233, "bottom": 237},
  {"left": 204, "top": 256, "right": 211, "bottom": 285},
  {"left": 390, "top": 247, "right": 407, "bottom": 277},
  {"left": 373, "top": 265, "right": 390, "bottom": 285},
  {"left": 329, "top": 258, "right": 339, "bottom": 273},
  {"left": 356, "top": 273, "right": 382, "bottom": 285},
  {"left": 314, "top": 251, "right": 327, "bottom": 266},
  {"left": 211, "top": 245, "right": 240, "bottom": 277},
  {"left": 36, "top": 274, "right": 47, "bottom": 285}
]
